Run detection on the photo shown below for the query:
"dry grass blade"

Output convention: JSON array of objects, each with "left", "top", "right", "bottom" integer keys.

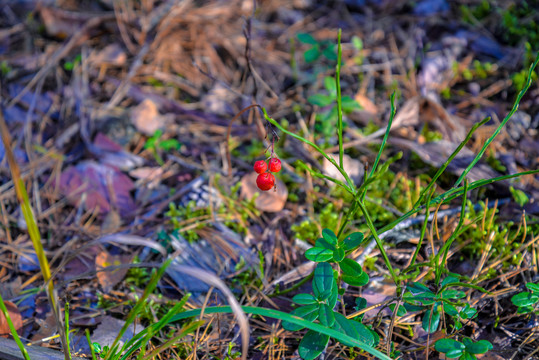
[{"left": 0, "top": 106, "right": 68, "bottom": 356}]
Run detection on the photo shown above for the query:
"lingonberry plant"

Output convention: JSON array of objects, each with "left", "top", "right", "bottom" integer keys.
[{"left": 91, "top": 30, "right": 539, "bottom": 360}]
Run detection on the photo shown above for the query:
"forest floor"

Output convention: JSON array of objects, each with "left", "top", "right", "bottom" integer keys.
[{"left": 0, "top": 1, "right": 538, "bottom": 359}]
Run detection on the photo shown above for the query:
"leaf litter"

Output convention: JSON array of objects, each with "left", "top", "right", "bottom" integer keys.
[{"left": 0, "top": 0, "right": 537, "bottom": 359}]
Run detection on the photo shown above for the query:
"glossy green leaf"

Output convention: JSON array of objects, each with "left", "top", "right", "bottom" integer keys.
[
  {"left": 332, "top": 312, "right": 374, "bottom": 347},
  {"left": 322, "top": 229, "right": 338, "bottom": 245},
  {"left": 342, "top": 271, "right": 369, "bottom": 287},
  {"left": 292, "top": 293, "right": 318, "bottom": 305},
  {"left": 435, "top": 338, "right": 465, "bottom": 358},
  {"left": 318, "top": 304, "right": 335, "bottom": 327},
  {"left": 333, "top": 247, "right": 345, "bottom": 262},
  {"left": 332, "top": 312, "right": 359, "bottom": 347},
  {"left": 526, "top": 282, "right": 539, "bottom": 293},
  {"left": 322, "top": 44, "right": 337, "bottom": 61},
  {"left": 459, "top": 304, "right": 477, "bottom": 320},
  {"left": 444, "top": 303, "right": 459, "bottom": 317},
  {"left": 441, "top": 275, "right": 461, "bottom": 287},
  {"left": 313, "top": 263, "right": 335, "bottom": 300},
  {"left": 305, "top": 247, "right": 334, "bottom": 262},
  {"left": 297, "top": 33, "right": 318, "bottom": 45},
  {"left": 407, "top": 281, "right": 432, "bottom": 295},
  {"left": 339, "top": 258, "right": 363, "bottom": 277},
  {"left": 461, "top": 352, "right": 477, "bottom": 360},
  {"left": 465, "top": 339, "right": 493, "bottom": 354},
  {"left": 298, "top": 330, "right": 330, "bottom": 360},
  {"left": 342, "top": 232, "right": 364, "bottom": 251},
  {"left": 442, "top": 289, "right": 466, "bottom": 299},
  {"left": 308, "top": 94, "right": 334, "bottom": 107},
  {"left": 304, "top": 46, "right": 320, "bottom": 63},
  {"left": 315, "top": 237, "right": 336, "bottom": 251},
  {"left": 324, "top": 76, "right": 337, "bottom": 96},
  {"left": 389, "top": 303, "right": 407, "bottom": 316},
  {"left": 512, "top": 292, "right": 539, "bottom": 307},
  {"left": 326, "top": 281, "right": 338, "bottom": 309},
  {"left": 282, "top": 304, "right": 319, "bottom": 331},
  {"left": 422, "top": 305, "right": 440, "bottom": 333}
]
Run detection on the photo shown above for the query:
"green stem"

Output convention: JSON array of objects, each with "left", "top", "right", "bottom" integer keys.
[
  {"left": 355, "top": 199, "right": 398, "bottom": 286},
  {"left": 335, "top": 29, "right": 344, "bottom": 169},
  {"left": 0, "top": 293, "right": 30, "bottom": 360}
]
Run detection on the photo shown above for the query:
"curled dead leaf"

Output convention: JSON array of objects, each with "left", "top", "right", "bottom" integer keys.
[
  {"left": 95, "top": 251, "right": 134, "bottom": 293},
  {"left": 0, "top": 301, "right": 22, "bottom": 338},
  {"left": 240, "top": 172, "right": 287, "bottom": 212}
]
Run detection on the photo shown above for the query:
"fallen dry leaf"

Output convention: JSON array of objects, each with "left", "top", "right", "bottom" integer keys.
[
  {"left": 0, "top": 301, "right": 22, "bottom": 338},
  {"left": 130, "top": 99, "right": 166, "bottom": 136},
  {"left": 323, "top": 154, "right": 364, "bottom": 185},
  {"left": 240, "top": 172, "right": 288, "bottom": 212},
  {"left": 95, "top": 251, "right": 134, "bottom": 293}
]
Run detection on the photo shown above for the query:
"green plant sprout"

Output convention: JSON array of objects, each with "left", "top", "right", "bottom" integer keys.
[
  {"left": 308, "top": 75, "right": 361, "bottom": 139},
  {"left": 511, "top": 282, "right": 539, "bottom": 314},
  {"left": 297, "top": 33, "right": 338, "bottom": 64},
  {"left": 144, "top": 129, "right": 182, "bottom": 165}
]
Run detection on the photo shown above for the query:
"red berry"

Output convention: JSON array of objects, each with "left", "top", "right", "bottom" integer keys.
[
  {"left": 256, "top": 173, "right": 275, "bottom": 191},
  {"left": 268, "top": 158, "right": 281, "bottom": 173},
  {"left": 254, "top": 160, "right": 267, "bottom": 174}
]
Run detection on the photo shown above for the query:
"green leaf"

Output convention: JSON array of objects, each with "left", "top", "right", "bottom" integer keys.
[
  {"left": 332, "top": 312, "right": 374, "bottom": 347},
  {"left": 435, "top": 338, "right": 465, "bottom": 358},
  {"left": 389, "top": 303, "right": 407, "bottom": 316},
  {"left": 298, "top": 330, "right": 330, "bottom": 360},
  {"left": 292, "top": 293, "right": 318, "bottom": 305},
  {"left": 324, "top": 76, "right": 337, "bottom": 96},
  {"left": 441, "top": 275, "right": 461, "bottom": 287},
  {"left": 407, "top": 282, "right": 432, "bottom": 295},
  {"left": 444, "top": 303, "right": 459, "bottom": 317},
  {"left": 510, "top": 186, "right": 529, "bottom": 206},
  {"left": 352, "top": 36, "right": 363, "bottom": 51},
  {"left": 511, "top": 292, "right": 539, "bottom": 307},
  {"left": 322, "top": 44, "right": 337, "bottom": 61},
  {"left": 304, "top": 46, "right": 321, "bottom": 63},
  {"left": 282, "top": 304, "right": 319, "bottom": 331},
  {"left": 526, "top": 283, "right": 539, "bottom": 294},
  {"left": 332, "top": 312, "right": 359, "bottom": 347},
  {"left": 313, "top": 263, "right": 335, "bottom": 300},
  {"left": 341, "top": 96, "right": 361, "bottom": 113},
  {"left": 322, "top": 229, "right": 338, "bottom": 245},
  {"left": 465, "top": 339, "right": 493, "bottom": 354},
  {"left": 422, "top": 305, "right": 440, "bottom": 333},
  {"left": 333, "top": 247, "right": 345, "bottom": 262},
  {"left": 305, "top": 247, "right": 334, "bottom": 262},
  {"left": 459, "top": 304, "right": 477, "bottom": 320},
  {"left": 461, "top": 352, "right": 477, "bottom": 360},
  {"left": 318, "top": 304, "right": 335, "bottom": 327},
  {"left": 327, "top": 282, "right": 338, "bottom": 309},
  {"left": 441, "top": 289, "right": 466, "bottom": 299},
  {"left": 339, "top": 258, "right": 363, "bottom": 277},
  {"left": 297, "top": 33, "right": 318, "bottom": 45},
  {"left": 308, "top": 93, "right": 333, "bottom": 107},
  {"left": 315, "top": 237, "right": 336, "bottom": 251},
  {"left": 342, "top": 271, "right": 369, "bottom": 287},
  {"left": 158, "top": 139, "right": 181, "bottom": 151},
  {"left": 342, "top": 232, "right": 364, "bottom": 251},
  {"left": 517, "top": 305, "right": 534, "bottom": 314}
]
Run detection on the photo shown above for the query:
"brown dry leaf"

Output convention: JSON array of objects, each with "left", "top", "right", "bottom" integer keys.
[
  {"left": 91, "top": 44, "right": 127, "bottom": 66},
  {"left": 323, "top": 154, "right": 364, "bottom": 185},
  {"left": 39, "top": 7, "right": 92, "bottom": 39},
  {"left": 240, "top": 172, "right": 288, "bottom": 212},
  {"left": 100, "top": 210, "right": 122, "bottom": 234},
  {"left": 130, "top": 99, "right": 167, "bottom": 136},
  {"left": 354, "top": 94, "right": 378, "bottom": 115},
  {"left": 0, "top": 301, "right": 22, "bottom": 338},
  {"left": 95, "top": 251, "right": 134, "bottom": 293},
  {"left": 31, "top": 311, "right": 57, "bottom": 341}
]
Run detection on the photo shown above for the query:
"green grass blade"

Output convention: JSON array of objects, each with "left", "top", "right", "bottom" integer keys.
[
  {"left": 360, "top": 92, "right": 396, "bottom": 201},
  {"left": 85, "top": 329, "right": 97, "bottom": 360},
  {"left": 414, "top": 116, "right": 490, "bottom": 208},
  {"left": 453, "top": 51, "right": 539, "bottom": 187},
  {"left": 409, "top": 186, "right": 435, "bottom": 267},
  {"left": 0, "top": 293, "right": 30, "bottom": 360},
  {"left": 166, "top": 306, "right": 392, "bottom": 360}
]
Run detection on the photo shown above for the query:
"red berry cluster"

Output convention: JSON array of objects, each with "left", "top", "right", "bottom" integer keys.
[{"left": 254, "top": 158, "right": 281, "bottom": 191}]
